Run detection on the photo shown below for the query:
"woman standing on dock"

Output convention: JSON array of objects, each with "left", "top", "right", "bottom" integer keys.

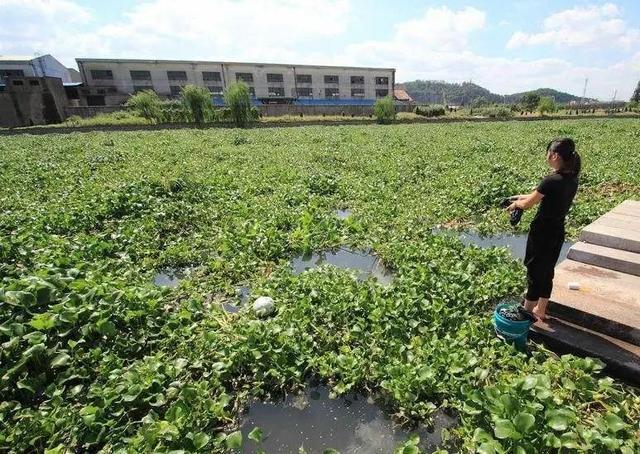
[{"left": 507, "top": 138, "right": 581, "bottom": 320}]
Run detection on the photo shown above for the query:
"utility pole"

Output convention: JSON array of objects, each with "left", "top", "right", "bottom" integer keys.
[{"left": 582, "top": 78, "right": 589, "bottom": 105}]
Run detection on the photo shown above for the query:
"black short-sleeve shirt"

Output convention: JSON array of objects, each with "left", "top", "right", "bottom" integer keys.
[{"left": 533, "top": 172, "right": 578, "bottom": 225}]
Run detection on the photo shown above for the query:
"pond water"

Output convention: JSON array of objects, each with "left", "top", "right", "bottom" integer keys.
[
  {"left": 336, "top": 208, "right": 352, "bottom": 219},
  {"left": 435, "top": 229, "right": 573, "bottom": 261},
  {"left": 240, "top": 384, "right": 456, "bottom": 454},
  {"left": 222, "top": 286, "right": 251, "bottom": 313},
  {"left": 153, "top": 268, "right": 188, "bottom": 287},
  {"left": 291, "top": 248, "right": 394, "bottom": 286}
]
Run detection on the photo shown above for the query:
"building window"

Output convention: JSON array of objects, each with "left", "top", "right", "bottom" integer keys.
[
  {"left": 350, "top": 76, "right": 364, "bottom": 84},
  {"left": 266, "top": 73, "right": 284, "bottom": 83},
  {"left": 268, "top": 87, "right": 285, "bottom": 97},
  {"left": 90, "top": 69, "right": 113, "bottom": 80},
  {"left": 0, "top": 69, "right": 25, "bottom": 78},
  {"left": 324, "top": 75, "right": 339, "bottom": 84},
  {"left": 130, "top": 70, "right": 152, "bottom": 81},
  {"left": 296, "top": 87, "right": 313, "bottom": 97},
  {"left": 376, "top": 89, "right": 389, "bottom": 97},
  {"left": 207, "top": 86, "right": 224, "bottom": 95},
  {"left": 248, "top": 87, "right": 255, "bottom": 96},
  {"left": 170, "top": 85, "right": 183, "bottom": 96},
  {"left": 351, "top": 88, "right": 365, "bottom": 97},
  {"left": 236, "top": 72, "right": 254, "bottom": 83},
  {"left": 203, "top": 71, "right": 221, "bottom": 81},
  {"left": 296, "top": 74, "right": 312, "bottom": 84},
  {"left": 325, "top": 87, "right": 339, "bottom": 98},
  {"left": 167, "top": 71, "right": 187, "bottom": 81},
  {"left": 375, "top": 76, "right": 389, "bottom": 85},
  {"left": 133, "top": 86, "right": 153, "bottom": 93},
  {"left": 12, "top": 80, "right": 24, "bottom": 86},
  {"left": 29, "top": 80, "right": 40, "bottom": 86}
]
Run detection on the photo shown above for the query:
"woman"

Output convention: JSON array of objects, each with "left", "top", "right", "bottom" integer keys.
[{"left": 507, "top": 138, "right": 581, "bottom": 320}]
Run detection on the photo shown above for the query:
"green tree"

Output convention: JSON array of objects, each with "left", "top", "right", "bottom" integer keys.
[
  {"left": 538, "top": 96, "right": 557, "bottom": 115},
  {"left": 520, "top": 92, "right": 541, "bottom": 112},
  {"left": 373, "top": 96, "right": 396, "bottom": 124},
  {"left": 125, "top": 90, "right": 161, "bottom": 123},
  {"left": 181, "top": 85, "right": 212, "bottom": 125},
  {"left": 224, "top": 82, "right": 253, "bottom": 128},
  {"left": 631, "top": 80, "right": 640, "bottom": 103},
  {"left": 472, "top": 96, "right": 490, "bottom": 107}
]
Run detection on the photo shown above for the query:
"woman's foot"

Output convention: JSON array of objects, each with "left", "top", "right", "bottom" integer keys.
[{"left": 532, "top": 306, "right": 547, "bottom": 321}]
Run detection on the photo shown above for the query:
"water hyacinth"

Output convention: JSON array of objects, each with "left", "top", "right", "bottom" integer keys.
[{"left": 0, "top": 119, "right": 639, "bottom": 452}]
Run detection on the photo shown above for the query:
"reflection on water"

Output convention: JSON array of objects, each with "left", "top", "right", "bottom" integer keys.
[
  {"left": 222, "top": 286, "right": 251, "bottom": 313},
  {"left": 336, "top": 208, "right": 352, "bottom": 219},
  {"left": 291, "top": 248, "right": 394, "bottom": 286},
  {"left": 153, "top": 268, "right": 187, "bottom": 287},
  {"left": 240, "top": 384, "right": 456, "bottom": 454},
  {"left": 435, "top": 229, "right": 573, "bottom": 261}
]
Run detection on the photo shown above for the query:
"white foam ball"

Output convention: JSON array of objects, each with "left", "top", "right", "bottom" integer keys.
[{"left": 253, "top": 296, "right": 275, "bottom": 317}]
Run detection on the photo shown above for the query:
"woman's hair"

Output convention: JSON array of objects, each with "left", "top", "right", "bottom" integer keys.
[{"left": 547, "top": 137, "right": 581, "bottom": 176}]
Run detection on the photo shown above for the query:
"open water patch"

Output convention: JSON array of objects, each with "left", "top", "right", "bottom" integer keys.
[
  {"left": 221, "top": 286, "right": 251, "bottom": 313},
  {"left": 336, "top": 208, "right": 352, "bottom": 219},
  {"left": 240, "top": 384, "right": 455, "bottom": 453},
  {"left": 434, "top": 229, "right": 573, "bottom": 261},
  {"left": 291, "top": 247, "right": 394, "bottom": 286},
  {"left": 153, "top": 268, "right": 189, "bottom": 287}
]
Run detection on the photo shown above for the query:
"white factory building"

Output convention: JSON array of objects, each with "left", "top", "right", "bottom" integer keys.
[
  {"left": 0, "top": 54, "right": 73, "bottom": 84},
  {"left": 75, "top": 58, "right": 395, "bottom": 106}
]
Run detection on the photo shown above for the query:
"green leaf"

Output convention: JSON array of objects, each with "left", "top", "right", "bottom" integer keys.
[
  {"left": 225, "top": 431, "right": 242, "bottom": 449},
  {"left": 546, "top": 409, "right": 575, "bottom": 431},
  {"left": 513, "top": 412, "right": 535, "bottom": 433},
  {"left": 96, "top": 318, "right": 116, "bottom": 336},
  {"left": 604, "top": 413, "right": 627, "bottom": 433},
  {"left": 192, "top": 432, "right": 210, "bottom": 449},
  {"left": 30, "top": 313, "right": 56, "bottom": 331},
  {"left": 51, "top": 352, "right": 71, "bottom": 368},
  {"left": 248, "top": 427, "right": 264, "bottom": 443},
  {"left": 323, "top": 450, "right": 340, "bottom": 454},
  {"left": 522, "top": 375, "right": 538, "bottom": 389},
  {"left": 494, "top": 419, "right": 516, "bottom": 439}
]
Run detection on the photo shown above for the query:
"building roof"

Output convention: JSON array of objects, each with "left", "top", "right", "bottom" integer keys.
[
  {"left": 76, "top": 57, "right": 395, "bottom": 72},
  {"left": 0, "top": 55, "right": 35, "bottom": 62},
  {"left": 394, "top": 88, "right": 413, "bottom": 102},
  {"left": 0, "top": 54, "right": 53, "bottom": 63}
]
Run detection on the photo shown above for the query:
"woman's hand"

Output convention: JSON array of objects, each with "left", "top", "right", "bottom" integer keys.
[
  {"left": 506, "top": 201, "right": 520, "bottom": 212},
  {"left": 506, "top": 190, "right": 544, "bottom": 211}
]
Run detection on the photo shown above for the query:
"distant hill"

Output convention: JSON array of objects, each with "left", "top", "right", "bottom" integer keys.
[{"left": 399, "top": 80, "right": 591, "bottom": 105}]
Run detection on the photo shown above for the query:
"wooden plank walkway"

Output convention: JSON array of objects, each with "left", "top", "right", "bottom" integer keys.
[{"left": 531, "top": 200, "right": 640, "bottom": 383}]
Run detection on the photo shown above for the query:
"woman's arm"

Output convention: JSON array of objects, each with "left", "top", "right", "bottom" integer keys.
[{"left": 507, "top": 190, "right": 544, "bottom": 211}]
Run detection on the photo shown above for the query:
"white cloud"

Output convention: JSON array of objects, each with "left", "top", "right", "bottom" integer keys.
[
  {"left": 1, "top": 1, "right": 639, "bottom": 99},
  {"left": 1, "top": 0, "right": 351, "bottom": 64},
  {"left": 507, "top": 3, "right": 640, "bottom": 49},
  {"left": 334, "top": 5, "right": 640, "bottom": 99},
  {"left": 0, "top": 0, "right": 92, "bottom": 56}
]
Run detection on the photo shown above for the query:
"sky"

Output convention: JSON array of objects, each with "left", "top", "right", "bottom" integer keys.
[{"left": 1, "top": 0, "right": 639, "bottom": 99}]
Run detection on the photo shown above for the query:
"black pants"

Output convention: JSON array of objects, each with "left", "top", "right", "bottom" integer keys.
[{"left": 524, "top": 221, "right": 565, "bottom": 300}]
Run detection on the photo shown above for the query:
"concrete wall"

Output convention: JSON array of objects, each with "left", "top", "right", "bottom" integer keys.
[
  {"left": 0, "top": 76, "right": 69, "bottom": 127},
  {"left": 0, "top": 93, "right": 21, "bottom": 127},
  {"left": 61, "top": 103, "right": 414, "bottom": 119},
  {"left": 76, "top": 58, "right": 394, "bottom": 104},
  {"left": 65, "top": 105, "right": 125, "bottom": 118}
]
